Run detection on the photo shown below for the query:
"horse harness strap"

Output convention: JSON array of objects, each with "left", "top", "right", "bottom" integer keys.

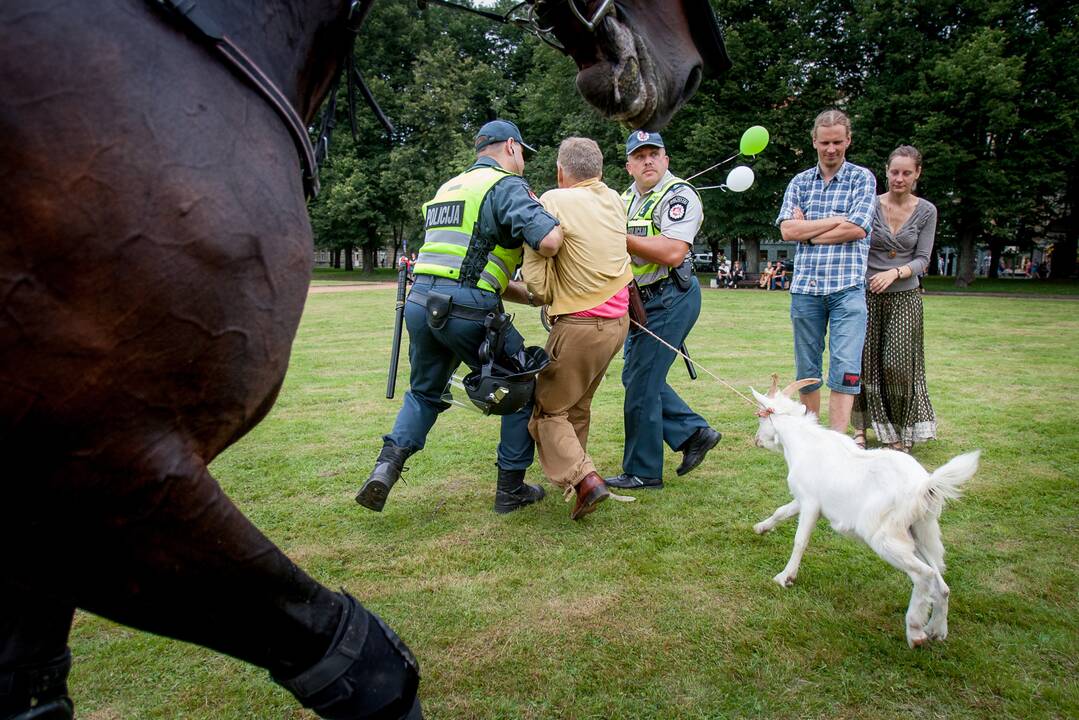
[{"left": 149, "top": 0, "right": 321, "bottom": 198}]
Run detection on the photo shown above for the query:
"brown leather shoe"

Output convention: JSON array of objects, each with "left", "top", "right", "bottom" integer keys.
[{"left": 571, "top": 471, "right": 610, "bottom": 520}]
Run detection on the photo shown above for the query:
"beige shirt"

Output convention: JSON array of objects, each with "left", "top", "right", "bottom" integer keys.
[{"left": 522, "top": 178, "right": 633, "bottom": 316}]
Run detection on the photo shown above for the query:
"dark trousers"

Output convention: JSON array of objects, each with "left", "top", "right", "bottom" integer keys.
[
  {"left": 620, "top": 278, "right": 708, "bottom": 479},
  {"left": 384, "top": 276, "right": 534, "bottom": 470}
]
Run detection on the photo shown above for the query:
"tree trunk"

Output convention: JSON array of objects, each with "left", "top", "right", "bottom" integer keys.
[
  {"left": 927, "top": 248, "right": 940, "bottom": 276},
  {"left": 362, "top": 245, "right": 375, "bottom": 273},
  {"left": 988, "top": 238, "right": 1003, "bottom": 279},
  {"left": 332, "top": 248, "right": 341, "bottom": 269},
  {"left": 955, "top": 222, "right": 977, "bottom": 287},
  {"left": 730, "top": 238, "right": 740, "bottom": 264},
  {"left": 1051, "top": 164, "right": 1078, "bottom": 279},
  {"left": 744, "top": 238, "right": 761, "bottom": 273},
  {"left": 344, "top": 244, "right": 354, "bottom": 272}
]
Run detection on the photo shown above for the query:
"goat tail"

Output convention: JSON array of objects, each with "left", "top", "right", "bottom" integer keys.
[{"left": 921, "top": 450, "right": 981, "bottom": 515}]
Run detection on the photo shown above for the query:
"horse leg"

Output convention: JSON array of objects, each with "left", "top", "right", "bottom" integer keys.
[
  {"left": 0, "top": 586, "right": 75, "bottom": 719},
  {"left": 10, "top": 450, "right": 420, "bottom": 719}
]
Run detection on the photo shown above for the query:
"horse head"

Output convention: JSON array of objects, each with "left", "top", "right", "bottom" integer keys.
[{"left": 535, "top": 0, "right": 731, "bottom": 130}]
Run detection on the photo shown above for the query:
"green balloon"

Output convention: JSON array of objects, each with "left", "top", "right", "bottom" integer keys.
[{"left": 740, "top": 125, "right": 770, "bottom": 156}]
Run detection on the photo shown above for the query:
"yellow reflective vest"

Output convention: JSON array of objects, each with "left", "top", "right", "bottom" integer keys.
[{"left": 415, "top": 165, "right": 523, "bottom": 294}]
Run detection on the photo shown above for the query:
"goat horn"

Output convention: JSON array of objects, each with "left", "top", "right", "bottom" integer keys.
[
  {"left": 768, "top": 373, "right": 780, "bottom": 397},
  {"left": 782, "top": 377, "right": 820, "bottom": 396}
]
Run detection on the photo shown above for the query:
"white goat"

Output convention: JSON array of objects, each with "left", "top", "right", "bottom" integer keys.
[{"left": 751, "top": 376, "right": 980, "bottom": 648}]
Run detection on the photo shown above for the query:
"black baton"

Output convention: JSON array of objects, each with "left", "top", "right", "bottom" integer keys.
[
  {"left": 681, "top": 341, "right": 697, "bottom": 380},
  {"left": 385, "top": 261, "right": 408, "bottom": 399}
]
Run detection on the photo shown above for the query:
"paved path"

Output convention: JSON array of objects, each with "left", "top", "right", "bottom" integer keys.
[
  {"left": 922, "top": 291, "right": 1078, "bottom": 301},
  {"left": 308, "top": 282, "right": 396, "bottom": 294}
]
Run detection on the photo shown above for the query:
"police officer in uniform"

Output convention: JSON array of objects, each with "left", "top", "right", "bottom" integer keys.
[
  {"left": 357, "top": 120, "right": 562, "bottom": 514},
  {"left": 606, "top": 130, "right": 722, "bottom": 490}
]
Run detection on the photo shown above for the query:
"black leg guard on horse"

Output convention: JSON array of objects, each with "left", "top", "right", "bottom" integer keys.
[
  {"left": 0, "top": 651, "right": 74, "bottom": 720},
  {"left": 273, "top": 593, "right": 421, "bottom": 720}
]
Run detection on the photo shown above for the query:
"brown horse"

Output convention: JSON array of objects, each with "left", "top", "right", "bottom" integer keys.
[{"left": 0, "top": 1, "right": 728, "bottom": 718}]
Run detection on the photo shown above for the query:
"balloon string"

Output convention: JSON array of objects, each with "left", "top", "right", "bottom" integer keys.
[{"left": 685, "top": 152, "right": 739, "bottom": 182}]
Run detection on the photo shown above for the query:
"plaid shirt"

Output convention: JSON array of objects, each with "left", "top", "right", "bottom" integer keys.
[{"left": 775, "top": 161, "right": 876, "bottom": 295}]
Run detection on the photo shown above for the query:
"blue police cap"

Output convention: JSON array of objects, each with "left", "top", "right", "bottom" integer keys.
[
  {"left": 625, "top": 129, "right": 665, "bottom": 156},
  {"left": 475, "top": 120, "right": 536, "bottom": 153}
]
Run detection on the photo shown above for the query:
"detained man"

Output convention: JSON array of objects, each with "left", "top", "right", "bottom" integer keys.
[{"left": 517, "top": 137, "right": 633, "bottom": 520}]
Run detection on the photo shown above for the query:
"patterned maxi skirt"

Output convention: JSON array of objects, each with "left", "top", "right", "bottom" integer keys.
[{"left": 852, "top": 288, "right": 937, "bottom": 446}]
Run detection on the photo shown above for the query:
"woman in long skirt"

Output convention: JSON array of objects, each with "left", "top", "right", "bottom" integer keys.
[{"left": 853, "top": 145, "right": 937, "bottom": 451}]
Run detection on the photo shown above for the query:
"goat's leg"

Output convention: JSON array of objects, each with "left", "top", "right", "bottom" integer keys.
[
  {"left": 911, "top": 517, "right": 947, "bottom": 575},
  {"left": 912, "top": 518, "right": 950, "bottom": 640},
  {"left": 869, "top": 531, "right": 937, "bottom": 648},
  {"left": 754, "top": 499, "right": 800, "bottom": 535},
  {"left": 773, "top": 503, "right": 820, "bottom": 587}
]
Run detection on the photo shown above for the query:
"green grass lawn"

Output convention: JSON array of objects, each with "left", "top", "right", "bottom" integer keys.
[{"left": 69, "top": 288, "right": 1079, "bottom": 719}]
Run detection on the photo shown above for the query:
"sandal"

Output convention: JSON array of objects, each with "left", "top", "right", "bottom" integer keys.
[
  {"left": 889, "top": 442, "right": 911, "bottom": 454},
  {"left": 852, "top": 430, "right": 866, "bottom": 449}
]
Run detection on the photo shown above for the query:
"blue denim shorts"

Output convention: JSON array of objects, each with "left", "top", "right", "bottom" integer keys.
[{"left": 790, "top": 285, "right": 867, "bottom": 394}]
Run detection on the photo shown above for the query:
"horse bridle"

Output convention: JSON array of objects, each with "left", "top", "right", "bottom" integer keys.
[
  {"left": 421, "top": 0, "right": 616, "bottom": 51},
  {"left": 149, "top": 0, "right": 625, "bottom": 200}
]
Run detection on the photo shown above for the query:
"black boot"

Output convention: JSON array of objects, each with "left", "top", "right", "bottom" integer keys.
[
  {"left": 0, "top": 651, "right": 75, "bottom": 720},
  {"left": 356, "top": 444, "right": 412, "bottom": 512},
  {"left": 273, "top": 593, "right": 422, "bottom": 720},
  {"left": 493, "top": 467, "right": 545, "bottom": 514}
]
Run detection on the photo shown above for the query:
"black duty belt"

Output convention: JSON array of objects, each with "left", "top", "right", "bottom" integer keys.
[
  {"left": 407, "top": 290, "right": 493, "bottom": 322},
  {"left": 637, "top": 278, "right": 670, "bottom": 303}
]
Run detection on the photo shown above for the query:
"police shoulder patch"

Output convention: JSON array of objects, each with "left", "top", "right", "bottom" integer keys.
[{"left": 667, "top": 195, "right": 689, "bottom": 221}]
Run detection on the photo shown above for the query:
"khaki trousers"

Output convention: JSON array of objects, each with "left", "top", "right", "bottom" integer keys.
[{"left": 528, "top": 314, "right": 629, "bottom": 489}]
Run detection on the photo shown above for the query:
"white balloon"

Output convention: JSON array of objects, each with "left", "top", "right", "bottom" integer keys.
[{"left": 725, "top": 165, "right": 755, "bottom": 192}]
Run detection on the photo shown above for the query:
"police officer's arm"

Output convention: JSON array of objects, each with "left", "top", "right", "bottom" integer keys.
[
  {"left": 626, "top": 233, "right": 690, "bottom": 267},
  {"left": 535, "top": 225, "right": 563, "bottom": 256},
  {"left": 491, "top": 177, "right": 562, "bottom": 257}
]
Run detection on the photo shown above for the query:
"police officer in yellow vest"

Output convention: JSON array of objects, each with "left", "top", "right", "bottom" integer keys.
[
  {"left": 606, "top": 130, "right": 722, "bottom": 490},
  {"left": 357, "top": 120, "right": 563, "bottom": 514}
]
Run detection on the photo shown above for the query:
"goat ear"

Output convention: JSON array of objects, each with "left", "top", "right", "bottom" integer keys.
[
  {"left": 768, "top": 373, "right": 780, "bottom": 397},
  {"left": 782, "top": 377, "right": 820, "bottom": 397},
  {"left": 751, "top": 388, "right": 771, "bottom": 408}
]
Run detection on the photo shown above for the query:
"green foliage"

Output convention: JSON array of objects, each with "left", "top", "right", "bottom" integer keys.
[{"left": 307, "top": 0, "right": 1077, "bottom": 279}]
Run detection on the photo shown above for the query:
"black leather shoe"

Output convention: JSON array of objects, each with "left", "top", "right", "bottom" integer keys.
[
  {"left": 604, "top": 473, "right": 663, "bottom": 489},
  {"left": 676, "top": 426, "right": 722, "bottom": 476},
  {"left": 493, "top": 467, "right": 545, "bottom": 514}
]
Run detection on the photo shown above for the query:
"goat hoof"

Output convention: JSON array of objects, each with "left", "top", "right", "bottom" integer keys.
[
  {"left": 926, "top": 622, "right": 948, "bottom": 641},
  {"left": 754, "top": 522, "right": 770, "bottom": 535},
  {"left": 907, "top": 629, "right": 929, "bottom": 649},
  {"left": 773, "top": 573, "right": 794, "bottom": 588}
]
